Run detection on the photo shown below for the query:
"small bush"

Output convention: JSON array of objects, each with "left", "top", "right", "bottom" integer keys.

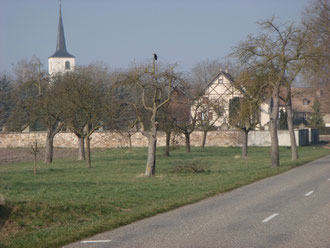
[{"left": 170, "top": 160, "right": 212, "bottom": 174}]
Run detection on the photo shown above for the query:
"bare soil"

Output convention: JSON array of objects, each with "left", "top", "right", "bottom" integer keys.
[
  {"left": 0, "top": 148, "right": 78, "bottom": 165},
  {"left": 0, "top": 137, "right": 329, "bottom": 166}
]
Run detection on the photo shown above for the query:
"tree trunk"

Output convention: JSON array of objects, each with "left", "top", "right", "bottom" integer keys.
[
  {"left": 202, "top": 130, "right": 207, "bottom": 148},
  {"left": 44, "top": 122, "right": 62, "bottom": 164},
  {"left": 45, "top": 130, "right": 54, "bottom": 163},
  {"left": 128, "top": 133, "right": 133, "bottom": 151},
  {"left": 85, "top": 136, "right": 91, "bottom": 168},
  {"left": 165, "top": 131, "right": 171, "bottom": 157},
  {"left": 145, "top": 123, "right": 158, "bottom": 176},
  {"left": 286, "top": 89, "right": 299, "bottom": 160},
  {"left": 242, "top": 129, "right": 248, "bottom": 158},
  {"left": 78, "top": 136, "right": 85, "bottom": 160},
  {"left": 33, "top": 154, "right": 37, "bottom": 175},
  {"left": 185, "top": 132, "right": 191, "bottom": 152},
  {"left": 269, "top": 83, "right": 280, "bottom": 167}
]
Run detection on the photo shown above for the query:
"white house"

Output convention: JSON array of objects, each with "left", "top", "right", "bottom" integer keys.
[{"left": 192, "top": 69, "right": 242, "bottom": 130}]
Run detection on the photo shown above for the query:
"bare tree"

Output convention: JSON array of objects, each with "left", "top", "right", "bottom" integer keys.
[
  {"left": 175, "top": 96, "right": 199, "bottom": 153},
  {"left": 58, "top": 65, "right": 108, "bottom": 168},
  {"left": 30, "top": 138, "right": 40, "bottom": 175},
  {"left": 123, "top": 59, "right": 183, "bottom": 176},
  {"left": 8, "top": 57, "right": 64, "bottom": 163},
  {"left": 157, "top": 86, "right": 191, "bottom": 156},
  {"left": 158, "top": 102, "right": 176, "bottom": 156},
  {"left": 197, "top": 98, "right": 223, "bottom": 148},
  {"left": 190, "top": 59, "right": 239, "bottom": 87},
  {"left": 301, "top": 0, "right": 330, "bottom": 119},
  {"left": 229, "top": 70, "right": 265, "bottom": 158},
  {"left": 39, "top": 84, "right": 64, "bottom": 163},
  {"left": 232, "top": 18, "right": 305, "bottom": 166},
  {"left": 302, "top": 0, "right": 330, "bottom": 89}
]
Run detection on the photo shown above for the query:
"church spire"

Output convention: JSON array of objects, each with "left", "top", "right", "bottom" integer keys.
[{"left": 49, "top": 2, "right": 74, "bottom": 58}]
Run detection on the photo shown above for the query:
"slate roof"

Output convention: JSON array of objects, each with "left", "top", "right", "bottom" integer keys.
[
  {"left": 205, "top": 70, "right": 235, "bottom": 90},
  {"left": 292, "top": 87, "right": 330, "bottom": 113},
  {"left": 49, "top": 5, "right": 75, "bottom": 58}
]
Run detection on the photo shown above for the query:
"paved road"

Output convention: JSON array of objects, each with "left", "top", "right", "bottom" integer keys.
[{"left": 65, "top": 156, "right": 330, "bottom": 248}]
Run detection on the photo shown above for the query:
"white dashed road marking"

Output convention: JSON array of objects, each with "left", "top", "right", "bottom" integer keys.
[
  {"left": 262, "top": 213, "right": 279, "bottom": 223},
  {"left": 81, "top": 240, "right": 112, "bottom": 244},
  {"left": 304, "top": 191, "right": 314, "bottom": 196}
]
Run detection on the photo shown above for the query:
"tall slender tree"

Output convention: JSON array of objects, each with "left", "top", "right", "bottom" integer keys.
[{"left": 232, "top": 18, "right": 305, "bottom": 166}]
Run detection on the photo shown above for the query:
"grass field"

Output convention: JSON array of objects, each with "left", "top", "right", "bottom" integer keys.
[{"left": 0, "top": 146, "right": 329, "bottom": 248}]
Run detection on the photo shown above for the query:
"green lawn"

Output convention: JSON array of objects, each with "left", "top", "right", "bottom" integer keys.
[{"left": 0, "top": 146, "right": 329, "bottom": 248}]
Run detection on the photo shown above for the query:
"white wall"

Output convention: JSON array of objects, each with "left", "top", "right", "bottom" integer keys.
[
  {"left": 248, "top": 130, "right": 299, "bottom": 146},
  {"left": 48, "top": 57, "right": 75, "bottom": 76}
]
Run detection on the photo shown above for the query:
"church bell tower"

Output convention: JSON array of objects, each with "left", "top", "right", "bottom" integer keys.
[{"left": 48, "top": 3, "right": 75, "bottom": 76}]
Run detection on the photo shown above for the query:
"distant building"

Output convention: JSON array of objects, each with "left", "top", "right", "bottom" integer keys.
[
  {"left": 191, "top": 69, "right": 241, "bottom": 130},
  {"left": 48, "top": 4, "right": 75, "bottom": 76},
  {"left": 291, "top": 87, "right": 330, "bottom": 127},
  {"left": 193, "top": 71, "right": 330, "bottom": 130}
]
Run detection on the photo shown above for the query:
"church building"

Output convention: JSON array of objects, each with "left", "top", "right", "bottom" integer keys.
[{"left": 48, "top": 4, "right": 75, "bottom": 76}]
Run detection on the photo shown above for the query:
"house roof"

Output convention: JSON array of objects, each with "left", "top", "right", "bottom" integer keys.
[
  {"left": 170, "top": 85, "right": 193, "bottom": 99},
  {"left": 204, "top": 70, "right": 235, "bottom": 91},
  {"left": 263, "top": 86, "right": 330, "bottom": 114},
  {"left": 292, "top": 87, "right": 330, "bottom": 113},
  {"left": 49, "top": 5, "right": 75, "bottom": 58}
]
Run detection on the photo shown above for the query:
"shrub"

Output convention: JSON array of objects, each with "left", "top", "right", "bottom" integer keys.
[{"left": 170, "top": 159, "right": 211, "bottom": 174}]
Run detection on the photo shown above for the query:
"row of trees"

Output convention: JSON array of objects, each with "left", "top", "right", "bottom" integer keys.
[
  {"left": 230, "top": 0, "right": 329, "bottom": 166},
  {"left": 0, "top": 0, "right": 328, "bottom": 173},
  {"left": 1, "top": 58, "right": 205, "bottom": 175}
]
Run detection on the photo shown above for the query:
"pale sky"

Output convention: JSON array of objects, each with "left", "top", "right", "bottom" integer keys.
[{"left": 1, "top": 0, "right": 310, "bottom": 75}]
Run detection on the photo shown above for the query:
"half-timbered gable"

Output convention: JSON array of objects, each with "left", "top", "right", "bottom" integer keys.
[{"left": 192, "top": 70, "right": 241, "bottom": 129}]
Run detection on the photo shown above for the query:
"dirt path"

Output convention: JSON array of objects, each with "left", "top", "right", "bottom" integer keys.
[
  {"left": 1, "top": 137, "right": 329, "bottom": 165},
  {"left": 0, "top": 148, "right": 78, "bottom": 165}
]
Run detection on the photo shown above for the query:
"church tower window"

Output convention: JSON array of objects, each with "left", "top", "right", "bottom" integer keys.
[{"left": 65, "top": 61, "right": 70, "bottom": 70}]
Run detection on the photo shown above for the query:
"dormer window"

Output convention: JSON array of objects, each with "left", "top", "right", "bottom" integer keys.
[
  {"left": 303, "top": 99, "right": 309, "bottom": 105},
  {"left": 65, "top": 61, "right": 70, "bottom": 70}
]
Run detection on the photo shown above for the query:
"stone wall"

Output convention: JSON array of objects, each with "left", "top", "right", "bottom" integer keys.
[{"left": 0, "top": 130, "right": 301, "bottom": 149}]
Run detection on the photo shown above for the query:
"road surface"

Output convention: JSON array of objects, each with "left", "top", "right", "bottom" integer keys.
[{"left": 65, "top": 155, "right": 330, "bottom": 248}]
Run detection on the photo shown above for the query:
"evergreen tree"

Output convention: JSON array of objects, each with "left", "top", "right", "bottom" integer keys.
[
  {"left": 278, "top": 109, "right": 288, "bottom": 130},
  {"left": 309, "top": 98, "right": 324, "bottom": 127},
  {"left": 0, "top": 74, "right": 13, "bottom": 131}
]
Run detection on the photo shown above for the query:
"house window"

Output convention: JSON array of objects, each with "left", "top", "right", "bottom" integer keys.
[
  {"left": 65, "top": 61, "right": 70, "bottom": 70},
  {"left": 198, "top": 112, "right": 209, "bottom": 121},
  {"left": 303, "top": 99, "right": 309, "bottom": 105},
  {"left": 218, "top": 78, "right": 223, "bottom": 84},
  {"left": 202, "top": 97, "right": 209, "bottom": 104},
  {"left": 217, "top": 106, "right": 224, "bottom": 117}
]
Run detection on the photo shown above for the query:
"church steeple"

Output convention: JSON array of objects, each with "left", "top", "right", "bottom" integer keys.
[
  {"left": 49, "top": 4, "right": 74, "bottom": 58},
  {"left": 48, "top": 2, "right": 75, "bottom": 75}
]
